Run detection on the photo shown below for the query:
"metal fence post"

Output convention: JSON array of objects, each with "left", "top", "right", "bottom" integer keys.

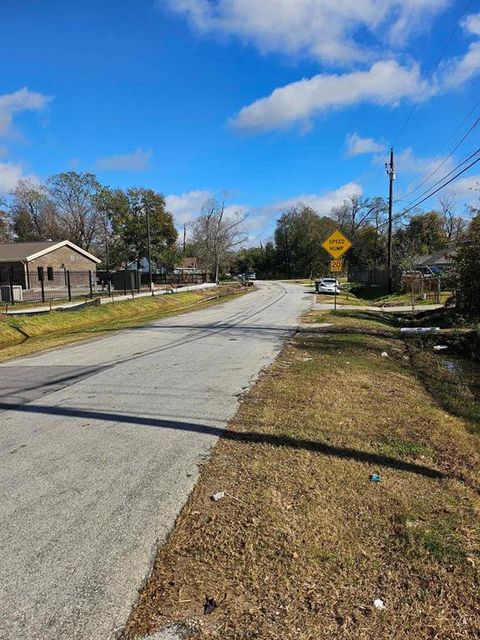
[
  {"left": 9, "top": 267, "right": 15, "bottom": 306},
  {"left": 123, "top": 270, "right": 127, "bottom": 295},
  {"left": 67, "top": 270, "right": 72, "bottom": 301},
  {"left": 40, "top": 272, "right": 45, "bottom": 303},
  {"left": 89, "top": 270, "right": 93, "bottom": 299}
]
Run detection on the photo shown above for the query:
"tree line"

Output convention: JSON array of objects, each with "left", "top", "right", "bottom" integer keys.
[
  {"left": 0, "top": 172, "right": 478, "bottom": 313},
  {"left": 0, "top": 172, "right": 248, "bottom": 280},
  {"left": 233, "top": 193, "right": 473, "bottom": 281},
  {"left": 0, "top": 173, "right": 179, "bottom": 270}
]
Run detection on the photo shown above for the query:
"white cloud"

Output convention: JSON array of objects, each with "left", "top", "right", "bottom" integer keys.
[
  {"left": 273, "top": 182, "right": 363, "bottom": 216},
  {"left": 395, "top": 147, "right": 456, "bottom": 179},
  {"left": 163, "top": 0, "right": 448, "bottom": 66},
  {"left": 96, "top": 148, "right": 152, "bottom": 172},
  {"left": 0, "top": 87, "right": 51, "bottom": 137},
  {"left": 440, "top": 41, "right": 480, "bottom": 89},
  {"left": 462, "top": 12, "right": 480, "bottom": 36},
  {"left": 231, "top": 60, "right": 432, "bottom": 133},
  {"left": 345, "top": 132, "right": 385, "bottom": 157},
  {"left": 451, "top": 174, "right": 480, "bottom": 205},
  {"left": 0, "top": 161, "right": 38, "bottom": 194},
  {"left": 165, "top": 189, "right": 213, "bottom": 224}
]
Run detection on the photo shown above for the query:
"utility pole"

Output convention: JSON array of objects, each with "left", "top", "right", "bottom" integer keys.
[
  {"left": 183, "top": 224, "right": 186, "bottom": 255},
  {"left": 145, "top": 205, "right": 153, "bottom": 292},
  {"left": 386, "top": 147, "right": 395, "bottom": 294}
]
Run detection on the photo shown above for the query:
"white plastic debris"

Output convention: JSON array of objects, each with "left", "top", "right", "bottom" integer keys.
[
  {"left": 211, "top": 491, "right": 225, "bottom": 502},
  {"left": 433, "top": 345, "right": 448, "bottom": 351},
  {"left": 400, "top": 327, "right": 440, "bottom": 333},
  {"left": 381, "top": 352, "right": 389, "bottom": 357},
  {"left": 373, "top": 599, "right": 386, "bottom": 610}
]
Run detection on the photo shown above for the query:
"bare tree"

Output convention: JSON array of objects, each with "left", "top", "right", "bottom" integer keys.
[
  {"left": 331, "top": 195, "right": 387, "bottom": 240},
  {"left": 9, "top": 179, "right": 60, "bottom": 241},
  {"left": 192, "top": 198, "right": 247, "bottom": 283},
  {"left": 439, "top": 192, "right": 468, "bottom": 241},
  {"left": 0, "top": 196, "right": 10, "bottom": 242},
  {"left": 46, "top": 172, "right": 100, "bottom": 250}
]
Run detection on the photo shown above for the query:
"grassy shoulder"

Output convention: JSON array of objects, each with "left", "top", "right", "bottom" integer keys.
[
  {"left": 315, "top": 288, "right": 451, "bottom": 308},
  {"left": 126, "top": 310, "right": 480, "bottom": 640},
  {"left": 0, "top": 284, "right": 247, "bottom": 362}
]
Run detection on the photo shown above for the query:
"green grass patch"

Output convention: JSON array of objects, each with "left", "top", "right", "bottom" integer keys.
[
  {"left": 378, "top": 437, "right": 434, "bottom": 460},
  {"left": 0, "top": 284, "right": 247, "bottom": 361}
]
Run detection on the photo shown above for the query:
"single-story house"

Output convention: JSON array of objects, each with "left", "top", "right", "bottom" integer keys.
[
  {"left": 174, "top": 256, "right": 209, "bottom": 275},
  {"left": 414, "top": 245, "right": 457, "bottom": 274},
  {"left": 175, "top": 257, "right": 198, "bottom": 274},
  {"left": 0, "top": 240, "right": 101, "bottom": 289}
]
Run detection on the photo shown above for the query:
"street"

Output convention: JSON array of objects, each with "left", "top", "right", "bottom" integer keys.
[{"left": 0, "top": 281, "right": 311, "bottom": 640}]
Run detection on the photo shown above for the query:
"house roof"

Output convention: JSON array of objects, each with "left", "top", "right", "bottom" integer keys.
[
  {"left": 0, "top": 240, "right": 101, "bottom": 264},
  {"left": 177, "top": 257, "right": 197, "bottom": 269},
  {"left": 414, "top": 245, "right": 457, "bottom": 268}
]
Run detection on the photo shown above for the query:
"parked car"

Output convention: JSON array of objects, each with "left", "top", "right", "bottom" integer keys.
[
  {"left": 315, "top": 278, "right": 341, "bottom": 294},
  {"left": 245, "top": 272, "right": 256, "bottom": 280}
]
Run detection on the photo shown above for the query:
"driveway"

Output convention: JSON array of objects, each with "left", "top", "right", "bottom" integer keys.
[{"left": 0, "top": 281, "right": 311, "bottom": 640}]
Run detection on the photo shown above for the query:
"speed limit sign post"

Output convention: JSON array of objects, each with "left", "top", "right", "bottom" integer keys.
[
  {"left": 330, "top": 259, "right": 343, "bottom": 273},
  {"left": 322, "top": 230, "right": 352, "bottom": 311}
]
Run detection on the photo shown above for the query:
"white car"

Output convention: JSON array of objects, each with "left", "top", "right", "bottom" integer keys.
[{"left": 315, "top": 278, "right": 341, "bottom": 294}]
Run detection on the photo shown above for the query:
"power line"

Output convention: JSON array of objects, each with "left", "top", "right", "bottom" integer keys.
[
  {"left": 353, "top": 0, "right": 473, "bottom": 192},
  {"left": 400, "top": 147, "right": 480, "bottom": 209},
  {"left": 397, "top": 113, "right": 480, "bottom": 203},
  {"left": 391, "top": 0, "right": 472, "bottom": 148},
  {"left": 397, "top": 153, "right": 480, "bottom": 216}
]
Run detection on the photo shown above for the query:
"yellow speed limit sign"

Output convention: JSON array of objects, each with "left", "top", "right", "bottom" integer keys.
[{"left": 330, "top": 259, "right": 343, "bottom": 272}]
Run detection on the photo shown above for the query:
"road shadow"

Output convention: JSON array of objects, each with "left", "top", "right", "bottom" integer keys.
[{"left": 0, "top": 401, "right": 445, "bottom": 480}]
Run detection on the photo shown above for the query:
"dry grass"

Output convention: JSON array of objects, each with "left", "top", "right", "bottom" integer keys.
[
  {"left": 0, "top": 284, "right": 246, "bottom": 362},
  {"left": 302, "top": 309, "right": 400, "bottom": 334},
  {"left": 315, "top": 291, "right": 451, "bottom": 308},
  {"left": 316, "top": 291, "right": 367, "bottom": 307},
  {"left": 125, "top": 315, "right": 480, "bottom": 639}
]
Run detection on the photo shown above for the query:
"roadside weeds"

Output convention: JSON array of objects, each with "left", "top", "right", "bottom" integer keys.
[{"left": 125, "top": 309, "right": 480, "bottom": 640}]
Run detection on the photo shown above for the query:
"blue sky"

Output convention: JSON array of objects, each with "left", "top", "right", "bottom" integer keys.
[{"left": 1, "top": 0, "right": 479, "bottom": 243}]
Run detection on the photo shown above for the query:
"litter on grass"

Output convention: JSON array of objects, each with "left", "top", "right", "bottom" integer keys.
[
  {"left": 370, "top": 473, "right": 382, "bottom": 482},
  {"left": 433, "top": 345, "right": 448, "bottom": 351},
  {"left": 203, "top": 596, "right": 218, "bottom": 615},
  {"left": 381, "top": 352, "right": 389, "bottom": 357},
  {"left": 373, "top": 599, "right": 386, "bottom": 610},
  {"left": 400, "top": 327, "right": 440, "bottom": 334},
  {"left": 211, "top": 491, "right": 225, "bottom": 502}
]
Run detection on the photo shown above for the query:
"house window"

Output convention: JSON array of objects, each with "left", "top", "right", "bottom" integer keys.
[
  {"left": 47, "top": 267, "right": 54, "bottom": 281},
  {"left": 37, "top": 267, "right": 44, "bottom": 281}
]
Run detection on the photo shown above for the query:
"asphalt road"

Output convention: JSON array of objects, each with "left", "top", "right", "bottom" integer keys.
[{"left": 0, "top": 281, "right": 311, "bottom": 640}]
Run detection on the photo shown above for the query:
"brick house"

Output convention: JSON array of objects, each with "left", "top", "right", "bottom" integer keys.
[{"left": 0, "top": 241, "right": 101, "bottom": 289}]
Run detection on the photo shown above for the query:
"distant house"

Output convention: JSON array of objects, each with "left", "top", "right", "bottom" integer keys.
[
  {"left": 174, "top": 257, "right": 199, "bottom": 274},
  {"left": 414, "top": 245, "right": 457, "bottom": 274},
  {"left": 0, "top": 240, "right": 101, "bottom": 289}
]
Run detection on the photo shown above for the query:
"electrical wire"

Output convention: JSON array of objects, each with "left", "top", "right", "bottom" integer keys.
[
  {"left": 399, "top": 147, "right": 480, "bottom": 209},
  {"left": 397, "top": 153, "right": 480, "bottom": 216},
  {"left": 396, "top": 113, "right": 480, "bottom": 203},
  {"left": 391, "top": 0, "right": 473, "bottom": 149},
  {"left": 353, "top": 0, "right": 473, "bottom": 192}
]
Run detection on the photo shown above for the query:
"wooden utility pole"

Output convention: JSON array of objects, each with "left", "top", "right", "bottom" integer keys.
[
  {"left": 183, "top": 224, "right": 187, "bottom": 254},
  {"left": 386, "top": 147, "right": 395, "bottom": 294}
]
